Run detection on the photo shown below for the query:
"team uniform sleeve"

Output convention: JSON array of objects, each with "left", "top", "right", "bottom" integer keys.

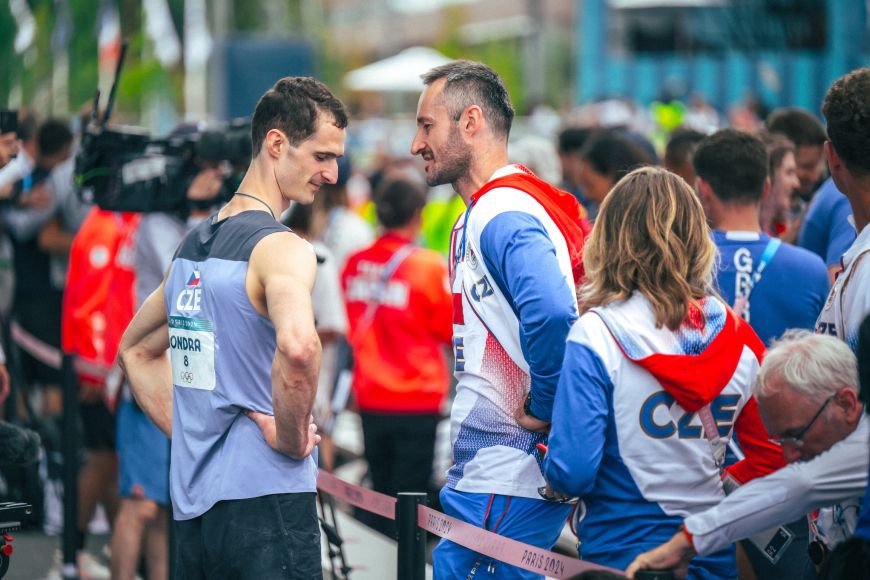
[
  {"left": 686, "top": 418, "right": 870, "bottom": 555},
  {"left": 543, "top": 338, "right": 611, "bottom": 497},
  {"left": 725, "top": 396, "right": 786, "bottom": 484},
  {"left": 479, "top": 211, "right": 578, "bottom": 422}
]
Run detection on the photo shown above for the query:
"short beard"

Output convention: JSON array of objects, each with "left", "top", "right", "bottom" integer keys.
[{"left": 426, "top": 125, "right": 471, "bottom": 188}]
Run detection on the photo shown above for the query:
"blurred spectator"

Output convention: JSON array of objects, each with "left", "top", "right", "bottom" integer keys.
[
  {"left": 728, "top": 93, "right": 765, "bottom": 133},
  {"left": 758, "top": 132, "right": 800, "bottom": 237},
  {"left": 341, "top": 177, "right": 452, "bottom": 535},
  {"left": 545, "top": 167, "right": 783, "bottom": 576},
  {"left": 420, "top": 185, "right": 465, "bottom": 258},
  {"left": 61, "top": 206, "right": 139, "bottom": 576},
  {"left": 557, "top": 126, "right": 595, "bottom": 214},
  {"left": 578, "top": 129, "right": 654, "bottom": 213},
  {"left": 694, "top": 128, "right": 828, "bottom": 344},
  {"left": 766, "top": 107, "right": 828, "bottom": 202},
  {"left": 0, "top": 112, "right": 37, "bottom": 196},
  {"left": 684, "top": 93, "right": 721, "bottom": 134},
  {"left": 509, "top": 134, "right": 561, "bottom": 186},
  {"left": 627, "top": 331, "right": 864, "bottom": 578},
  {"left": 664, "top": 127, "right": 705, "bottom": 186},
  {"left": 3, "top": 116, "right": 74, "bottom": 429}
]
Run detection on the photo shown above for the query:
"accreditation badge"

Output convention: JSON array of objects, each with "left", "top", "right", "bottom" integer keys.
[{"left": 168, "top": 316, "right": 216, "bottom": 390}]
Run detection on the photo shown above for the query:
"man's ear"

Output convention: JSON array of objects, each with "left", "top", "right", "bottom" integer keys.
[
  {"left": 461, "top": 105, "right": 484, "bottom": 138},
  {"left": 696, "top": 176, "right": 714, "bottom": 201},
  {"left": 264, "top": 129, "right": 284, "bottom": 160},
  {"left": 835, "top": 386, "right": 861, "bottom": 421}
]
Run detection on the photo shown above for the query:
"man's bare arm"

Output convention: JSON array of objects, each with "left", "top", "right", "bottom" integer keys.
[
  {"left": 248, "top": 232, "right": 322, "bottom": 460},
  {"left": 119, "top": 280, "right": 173, "bottom": 435}
]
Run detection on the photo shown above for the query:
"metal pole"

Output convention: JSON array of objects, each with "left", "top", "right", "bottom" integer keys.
[
  {"left": 396, "top": 492, "right": 426, "bottom": 580},
  {"left": 61, "top": 354, "right": 79, "bottom": 580}
]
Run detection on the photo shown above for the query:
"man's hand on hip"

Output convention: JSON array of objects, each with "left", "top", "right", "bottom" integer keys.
[{"left": 245, "top": 410, "right": 321, "bottom": 460}]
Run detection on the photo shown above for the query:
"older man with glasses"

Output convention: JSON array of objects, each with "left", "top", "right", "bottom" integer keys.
[{"left": 627, "top": 330, "right": 867, "bottom": 578}]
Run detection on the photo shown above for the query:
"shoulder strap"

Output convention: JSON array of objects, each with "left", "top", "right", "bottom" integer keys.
[
  {"left": 733, "top": 238, "right": 781, "bottom": 317},
  {"left": 697, "top": 405, "right": 728, "bottom": 473}
]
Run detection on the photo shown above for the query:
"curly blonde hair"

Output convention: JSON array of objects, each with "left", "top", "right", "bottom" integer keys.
[{"left": 580, "top": 166, "right": 717, "bottom": 330}]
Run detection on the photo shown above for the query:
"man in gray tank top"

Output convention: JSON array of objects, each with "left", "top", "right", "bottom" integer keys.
[{"left": 119, "top": 77, "right": 347, "bottom": 579}]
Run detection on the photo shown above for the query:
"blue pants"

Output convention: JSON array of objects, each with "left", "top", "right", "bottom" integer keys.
[{"left": 433, "top": 487, "right": 572, "bottom": 580}]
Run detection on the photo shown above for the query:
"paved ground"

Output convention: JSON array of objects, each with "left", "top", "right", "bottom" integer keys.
[{"left": 5, "top": 530, "right": 110, "bottom": 580}]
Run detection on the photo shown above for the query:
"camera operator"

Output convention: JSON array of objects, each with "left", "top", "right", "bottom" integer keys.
[{"left": 112, "top": 126, "right": 224, "bottom": 580}]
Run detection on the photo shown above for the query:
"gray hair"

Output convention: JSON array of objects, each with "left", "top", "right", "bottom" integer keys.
[
  {"left": 754, "top": 330, "right": 858, "bottom": 404},
  {"left": 421, "top": 60, "right": 515, "bottom": 141}
]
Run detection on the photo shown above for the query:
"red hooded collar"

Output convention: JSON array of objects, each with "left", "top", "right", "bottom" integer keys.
[
  {"left": 594, "top": 297, "right": 765, "bottom": 412},
  {"left": 470, "top": 166, "right": 590, "bottom": 285}
]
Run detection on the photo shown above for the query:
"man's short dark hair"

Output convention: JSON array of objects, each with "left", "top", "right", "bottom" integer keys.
[
  {"left": 693, "top": 129, "right": 769, "bottom": 204},
  {"left": 421, "top": 60, "right": 515, "bottom": 141},
  {"left": 557, "top": 127, "right": 593, "bottom": 155},
  {"left": 664, "top": 127, "right": 705, "bottom": 170},
  {"left": 580, "top": 129, "right": 654, "bottom": 182},
  {"left": 37, "top": 118, "right": 73, "bottom": 158},
  {"left": 374, "top": 178, "right": 427, "bottom": 230},
  {"left": 765, "top": 107, "right": 826, "bottom": 148},
  {"left": 822, "top": 67, "right": 870, "bottom": 177},
  {"left": 250, "top": 76, "right": 348, "bottom": 157}
]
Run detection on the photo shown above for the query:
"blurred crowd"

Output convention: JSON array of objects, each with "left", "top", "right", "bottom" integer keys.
[{"left": 0, "top": 70, "right": 864, "bottom": 580}]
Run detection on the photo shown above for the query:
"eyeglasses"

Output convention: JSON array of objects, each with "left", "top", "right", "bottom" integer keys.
[{"left": 769, "top": 395, "right": 834, "bottom": 447}]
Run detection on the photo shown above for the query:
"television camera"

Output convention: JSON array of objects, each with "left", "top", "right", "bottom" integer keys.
[{"left": 75, "top": 43, "right": 251, "bottom": 214}]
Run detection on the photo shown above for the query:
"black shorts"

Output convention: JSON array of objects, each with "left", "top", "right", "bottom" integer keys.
[
  {"left": 173, "top": 492, "right": 322, "bottom": 580},
  {"left": 79, "top": 398, "right": 116, "bottom": 451}
]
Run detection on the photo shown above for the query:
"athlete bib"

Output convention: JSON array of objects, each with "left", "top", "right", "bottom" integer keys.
[{"left": 169, "top": 315, "right": 216, "bottom": 390}]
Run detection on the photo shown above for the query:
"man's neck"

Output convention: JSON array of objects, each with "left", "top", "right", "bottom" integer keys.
[
  {"left": 453, "top": 147, "right": 509, "bottom": 204},
  {"left": 713, "top": 202, "right": 762, "bottom": 233},
  {"left": 223, "top": 160, "right": 285, "bottom": 220},
  {"left": 851, "top": 189, "right": 869, "bottom": 232}
]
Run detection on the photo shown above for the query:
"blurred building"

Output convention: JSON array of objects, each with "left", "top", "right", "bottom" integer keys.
[
  {"left": 578, "top": 0, "right": 869, "bottom": 112},
  {"left": 324, "top": 0, "right": 575, "bottom": 106}
]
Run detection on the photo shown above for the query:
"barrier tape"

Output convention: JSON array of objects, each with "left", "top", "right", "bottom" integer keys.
[
  {"left": 317, "top": 471, "right": 396, "bottom": 520},
  {"left": 317, "top": 471, "right": 623, "bottom": 579},
  {"left": 418, "top": 506, "right": 621, "bottom": 579}
]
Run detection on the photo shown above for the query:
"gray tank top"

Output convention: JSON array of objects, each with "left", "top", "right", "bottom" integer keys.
[{"left": 164, "top": 210, "right": 317, "bottom": 520}]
